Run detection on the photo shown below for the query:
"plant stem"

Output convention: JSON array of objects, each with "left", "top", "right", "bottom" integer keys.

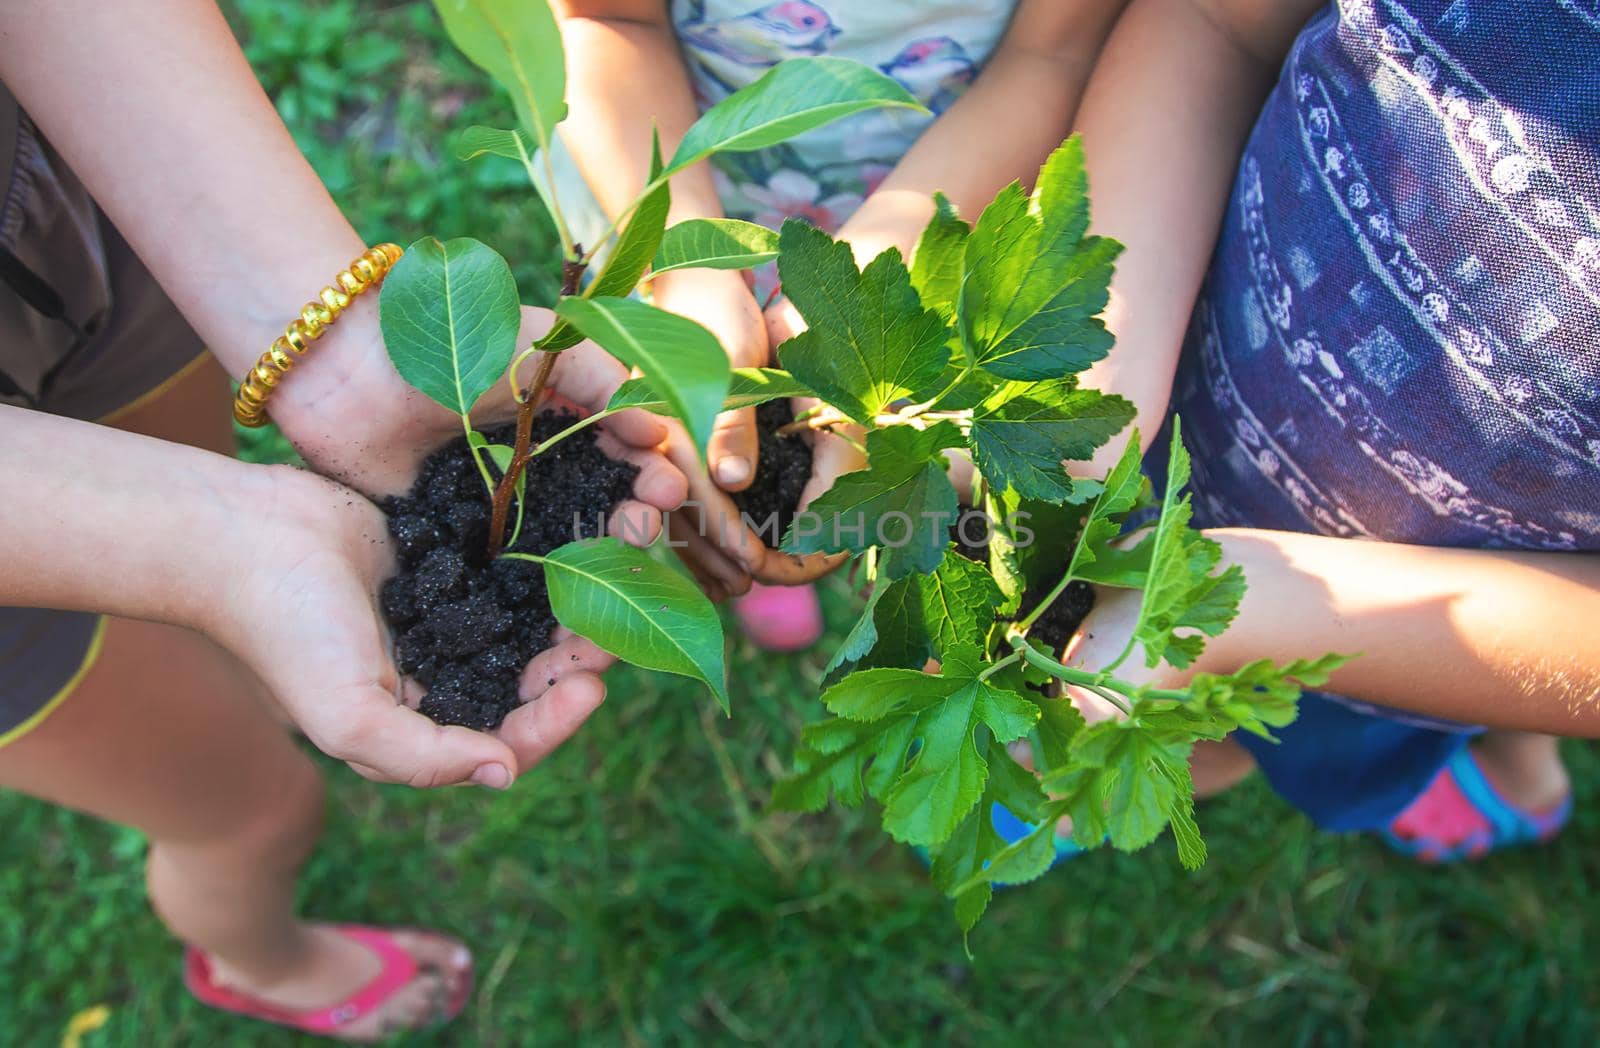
[
  {"left": 464, "top": 418, "right": 497, "bottom": 498},
  {"left": 486, "top": 350, "right": 558, "bottom": 557},
  {"left": 485, "top": 256, "right": 589, "bottom": 557},
  {"left": 516, "top": 131, "right": 577, "bottom": 261},
  {"left": 1014, "top": 570, "right": 1082, "bottom": 637},
  {"left": 498, "top": 552, "right": 545, "bottom": 565},
  {"left": 977, "top": 650, "right": 1022, "bottom": 681},
  {"left": 1004, "top": 633, "right": 1184, "bottom": 711}
]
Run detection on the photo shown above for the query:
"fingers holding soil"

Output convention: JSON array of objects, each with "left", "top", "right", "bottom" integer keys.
[
  {"left": 596, "top": 432, "right": 686, "bottom": 512},
  {"left": 497, "top": 672, "right": 607, "bottom": 772},
  {"left": 709, "top": 405, "right": 759, "bottom": 492},
  {"left": 518, "top": 632, "right": 615, "bottom": 701}
]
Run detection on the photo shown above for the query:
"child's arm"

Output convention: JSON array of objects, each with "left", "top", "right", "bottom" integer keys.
[
  {"left": 556, "top": 1, "right": 769, "bottom": 491},
  {"left": 0, "top": 0, "right": 667, "bottom": 498},
  {"left": 0, "top": 403, "right": 603, "bottom": 787},
  {"left": 1071, "top": 530, "right": 1600, "bottom": 736},
  {"left": 812, "top": 0, "right": 1130, "bottom": 268},
  {"left": 1072, "top": 0, "right": 1324, "bottom": 472}
]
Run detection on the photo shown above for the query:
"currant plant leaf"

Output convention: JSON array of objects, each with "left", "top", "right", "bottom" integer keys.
[
  {"left": 1126, "top": 422, "right": 1246, "bottom": 669},
  {"left": 968, "top": 379, "right": 1134, "bottom": 503},
  {"left": 775, "top": 220, "right": 951, "bottom": 424},
  {"left": 782, "top": 423, "right": 963, "bottom": 577},
  {"left": 959, "top": 138, "right": 1120, "bottom": 380},
  {"left": 909, "top": 192, "right": 970, "bottom": 323}
]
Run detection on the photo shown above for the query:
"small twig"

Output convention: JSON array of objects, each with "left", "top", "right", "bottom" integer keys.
[{"left": 485, "top": 254, "right": 587, "bottom": 557}]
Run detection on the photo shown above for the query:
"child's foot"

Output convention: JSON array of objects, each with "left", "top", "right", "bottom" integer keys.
[
  {"left": 1385, "top": 738, "right": 1572, "bottom": 863},
  {"left": 734, "top": 581, "right": 823, "bottom": 652},
  {"left": 190, "top": 923, "right": 472, "bottom": 1041}
]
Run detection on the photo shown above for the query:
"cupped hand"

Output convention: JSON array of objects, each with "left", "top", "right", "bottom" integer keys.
[{"left": 217, "top": 466, "right": 615, "bottom": 788}]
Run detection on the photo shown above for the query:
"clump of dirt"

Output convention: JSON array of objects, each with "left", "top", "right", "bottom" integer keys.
[
  {"left": 378, "top": 411, "right": 638, "bottom": 730},
  {"left": 729, "top": 398, "right": 813, "bottom": 547},
  {"left": 953, "top": 529, "right": 1095, "bottom": 654}
]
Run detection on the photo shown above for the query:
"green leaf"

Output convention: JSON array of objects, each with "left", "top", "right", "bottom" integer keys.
[
  {"left": 968, "top": 380, "right": 1134, "bottom": 503},
  {"left": 775, "top": 220, "right": 952, "bottom": 423},
  {"left": 539, "top": 131, "right": 673, "bottom": 353},
  {"left": 1177, "top": 653, "right": 1356, "bottom": 740},
  {"left": 539, "top": 538, "right": 729, "bottom": 710},
  {"left": 960, "top": 138, "right": 1121, "bottom": 380},
  {"left": 986, "top": 487, "right": 1090, "bottom": 616},
  {"left": 607, "top": 367, "right": 811, "bottom": 414},
  {"left": 1126, "top": 422, "right": 1245, "bottom": 669},
  {"left": 1066, "top": 430, "right": 1153, "bottom": 588},
  {"left": 882, "top": 674, "right": 1038, "bottom": 846},
  {"left": 379, "top": 237, "right": 522, "bottom": 416},
  {"left": 770, "top": 718, "right": 877, "bottom": 812},
  {"left": 909, "top": 193, "right": 970, "bottom": 322},
  {"left": 454, "top": 124, "right": 534, "bottom": 162},
  {"left": 555, "top": 297, "right": 731, "bottom": 462},
  {"left": 652, "top": 218, "right": 779, "bottom": 275},
  {"left": 783, "top": 423, "right": 963, "bottom": 577},
  {"left": 432, "top": 0, "right": 566, "bottom": 149},
  {"left": 666, "top": 57, "right": 923, "bottom": 176}
]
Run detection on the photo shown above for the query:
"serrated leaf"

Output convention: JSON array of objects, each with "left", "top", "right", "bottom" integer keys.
[
  {"left": 607, "top": 367, "right": 811, "bottom": 414},
  {"left": 820, "top": 667, "right": 937, "bottom": 722},
  {"left": 969, "top": 380, "right": 1134, "bottom": 503},
  {"left": 776, "top": 220, "right": 952, "bottom": 423},
  {"left": 783, "top": 423, "right": 962, "bottom": 576},
  {"left": 539, "top": 538, "right": 728, "bottom": 710},
  {"left": 555, "top": 296, "right": 731, "bottom": 461},
  {"left": 1127, "top": 422, "right": 1245, "bottom": 669},
  {"left": 666, "top": 57, "right": 923, "bottom": 176},
  {"left": 652, "top": 218, "right": 779, "bottom": 275},
  {"left": 909, "top": 193, "right": 970, "bottom": 322},
  {"left": 959, "top": 138, "right": 1120, "bottom": 380},
  {"left": 454, "top": 124, "right": 534, "bottom": 162},
  {"left": 1155, "top": 758, "right": 1206, "bottom": 870},
  {"left": 1067, "top": 430, "right": 1152, "bottom": 588},
  {"left": 379, "top": 237, "right": 521, "bottom": 416},
  {"left": 987, "top": 488, "right": 1090, "bottom": 615},
  {"left": 433, "top": 0, "right": 566, "bottom": 149},
  {"left": 771, "top": 719, "right": 876, "bottom": 811}
]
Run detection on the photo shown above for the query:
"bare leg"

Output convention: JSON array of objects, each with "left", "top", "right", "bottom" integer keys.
[
  {"left": 0, "top": 359, "right": 467, "bottom": 1040},
  {"left": 1469, "top": 731, "right": 1569, "bottom": 812}
]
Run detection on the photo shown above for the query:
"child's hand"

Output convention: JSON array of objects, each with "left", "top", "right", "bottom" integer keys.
[
  {"left": 214, "top": 466, "right": 617, "bottom": 789},
  {"left": 754, "top": 295, "right": 867, "bottom": 585},
  {"left": 651, "top": 268, "right": 771, "bottom": 490},
  {"left": 278, "top": 304, "right": 679, "bottom": 512}
]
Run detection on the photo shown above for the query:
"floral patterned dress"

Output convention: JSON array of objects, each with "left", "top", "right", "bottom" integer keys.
[{"left": 669, "top": 0, "right": 1019, "bottom": 297}]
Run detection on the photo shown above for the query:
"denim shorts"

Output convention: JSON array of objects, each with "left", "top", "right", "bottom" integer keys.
[{"left": 0, "top": 82, "right": 204, "bottom": 747}]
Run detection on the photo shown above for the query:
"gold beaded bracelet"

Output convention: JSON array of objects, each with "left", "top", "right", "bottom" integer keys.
[{"left": 233, "top": 243, "right": 405, "bottom": 428}]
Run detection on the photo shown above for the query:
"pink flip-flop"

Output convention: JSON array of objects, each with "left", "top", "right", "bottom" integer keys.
[
  {"left": 1383, "top": 746, "right": 1572, "bottom": 863},
  {"left": 734, "top": 581, "right": 824, "bottom": 652},
  {"left": 184, "top": 925, "right": 471, "bottom": 1037}
]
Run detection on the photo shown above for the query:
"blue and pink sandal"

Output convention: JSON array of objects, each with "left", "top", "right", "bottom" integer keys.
[{"left": 1382, "top": 746, "right": 1572, "bottom": 864}]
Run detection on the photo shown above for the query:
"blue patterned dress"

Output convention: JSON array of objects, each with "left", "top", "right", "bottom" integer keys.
[{"left": 1165, "top": 0, "right": 1600, "bottom": 829}]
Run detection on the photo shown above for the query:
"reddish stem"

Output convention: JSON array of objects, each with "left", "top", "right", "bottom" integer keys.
[{"left": 485, "top": 250, "right": 586, "bottom": 557}]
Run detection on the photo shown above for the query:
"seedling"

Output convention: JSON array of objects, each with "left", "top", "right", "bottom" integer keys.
[{"left": 388, "top": 0, "right": 1350, "bottom": 932}]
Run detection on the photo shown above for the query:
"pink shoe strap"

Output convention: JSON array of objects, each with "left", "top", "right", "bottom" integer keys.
[{"left": 184, "top": 924, "right": 433, "bottom": 1035}]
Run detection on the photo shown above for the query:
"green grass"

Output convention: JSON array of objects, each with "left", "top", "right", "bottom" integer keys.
[{"left": 5, "top": 2, "right": 1600, "bottom": 1044}]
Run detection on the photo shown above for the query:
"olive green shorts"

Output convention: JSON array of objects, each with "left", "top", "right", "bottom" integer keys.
[{"left": 0, "top": 81, "right": 205, "bottom": 748}]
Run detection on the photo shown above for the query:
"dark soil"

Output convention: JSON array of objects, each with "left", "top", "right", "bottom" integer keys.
[
  {"left": 379, "top": 411, "right": 638, "bottom": 730},
  {"left": 730, "top": 398, "right": 813, "bottom": 548}
]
